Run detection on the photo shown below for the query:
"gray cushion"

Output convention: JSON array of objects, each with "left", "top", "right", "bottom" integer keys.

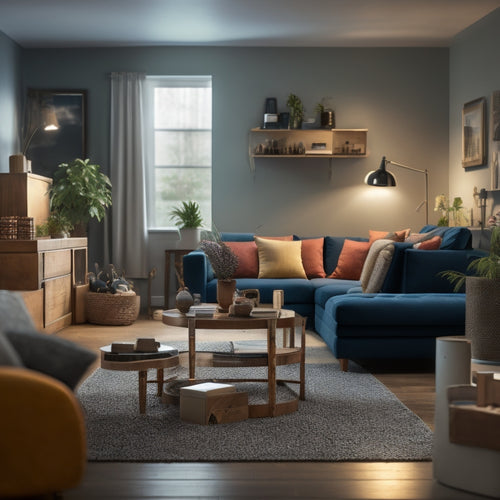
[
  {"left": 0, "top": 290, "right": 96, "bottom": 389},
  {"left": 0, "top": 290, "right": 38, "bottom": 334},
  {"left": 0, "top": 330, "right": 23, "bottom": 366}
]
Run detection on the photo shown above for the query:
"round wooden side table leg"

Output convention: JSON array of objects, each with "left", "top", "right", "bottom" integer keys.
[
  {"left": 138, "top": 369, "right": 147, "bottom": 414},
  {"left": 156, "top": 368, "right": 164, "bottom": 396}
]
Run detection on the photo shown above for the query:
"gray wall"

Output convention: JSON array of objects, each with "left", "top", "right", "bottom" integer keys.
[
  {"left": 449, "top": 7, "right": 500, "bottom": 224},
  {"left": 19, "top": 46, "right": 450, "bottom": 305},
  {"left": 0, "top": 31, "right": 22, "bottom": 172}
]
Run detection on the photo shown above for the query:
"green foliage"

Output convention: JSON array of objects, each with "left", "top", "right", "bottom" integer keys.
[
  {"left": 50, "top": 158, "right": 112, "bottom": 227},
  {"left": 440, "top": 226, "right": 500, "bottom": 292},
  {"left": 36, "top": 212, "right": 73, "bottom": 237},
  {"left": 286, "top": 93, "right": 304, "bottom": 125},
  {"left": 169, "top": 200, "right": 203, "bottom": 229}
]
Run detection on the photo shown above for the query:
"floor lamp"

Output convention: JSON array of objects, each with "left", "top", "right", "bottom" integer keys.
[{"left": 364, "top": 156, "right": 429, "bottom": 225}]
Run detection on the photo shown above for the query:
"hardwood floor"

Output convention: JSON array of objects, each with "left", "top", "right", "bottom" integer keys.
[{"left": 53, "top": 319, "right": 483, "bottom": 500}]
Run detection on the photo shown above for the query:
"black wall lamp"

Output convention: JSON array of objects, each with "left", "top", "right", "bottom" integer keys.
[{"left": 365, "top": 156, "right": 429, "bottom": 225}]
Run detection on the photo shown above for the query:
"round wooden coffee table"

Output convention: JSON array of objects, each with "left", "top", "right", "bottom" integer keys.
[
  {"left": 100, "top": 344, "right": 179, "bottom": 414},
  {"left": 162, "top": 308, "right": 305, "bottom": 418}
]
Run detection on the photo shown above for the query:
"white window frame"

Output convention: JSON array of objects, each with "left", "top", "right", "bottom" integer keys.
[{"left": 144, "top": 75, "right": 212, "bottom": 230}]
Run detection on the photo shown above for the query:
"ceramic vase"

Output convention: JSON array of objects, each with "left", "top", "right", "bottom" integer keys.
[
  {"left": 176, "top": 287, "right": 194, "bottom": 314},
  {"left": 217, "top": 279, "right": 236, "bottom": 313}
]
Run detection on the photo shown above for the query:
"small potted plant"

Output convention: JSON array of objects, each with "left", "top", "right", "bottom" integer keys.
[
  {"left": 36, "top": 212, "right": 73, "bottom": 239},
  {"left": 169, "top": 200, "right": 204, "bottom": 249},
  {"left": 50, "top": 158, "right": 112, "bottom": 236},
  {"left": 315, "top": 97, "right": 335, "bottom": 129},
  {"left": 287, "top": 93, "right": 304, "bottom": 129}
]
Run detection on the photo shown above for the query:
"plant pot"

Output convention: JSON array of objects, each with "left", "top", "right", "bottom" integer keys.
[
  {"left": 290, "top": 115, "right": 302, "bottom": 130},
  {"left": 71, "top": 222, "right": 88, "bottom": 237},
  {"left": 217, "top": 279, "right": 236, "bottom": 313},
  {"left": 178, "top": 228, "right": 201, "bottom": 250},
  {"left": 320, "top": 111, "right": 335, "bottom": 129},
  {"left": 465, "top": 276, "right": 500, "bottom": 363}
]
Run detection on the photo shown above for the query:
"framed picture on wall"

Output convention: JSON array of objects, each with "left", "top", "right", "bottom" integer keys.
[
  {"left": 462, "top": 97, "right": 486, "bottom": 168},
  {"left": 24, "top": 89, "right": 87, "bottom": 179}
]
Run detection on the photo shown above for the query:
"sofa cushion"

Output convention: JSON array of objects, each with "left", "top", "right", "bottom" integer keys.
[
  {"left": 368, "top": 228, "right": 410, "bottom": 244},
  {"left": 360, "top": 239, "right": 395, "bottom": 293},
  {"left": 225, "top": 241, "right": 258, "bottom": 278},
  {"left": 413, "top": 235, "right": 442, "bottom": 250},
  {"left": 328, "top": 239, "right": 370, "bottom": 280},
  {"left": 0, "top": 290, "right": 96, "bottom": 389},
  {"left": 300, "top": 237, "right": 326, "bottom": 278},
  {"left": 419, "top": 225, "right": 472, "bottom": 250},
  {"left": 323, "top": 236, "right": 368, "bottom": 275},
  {"left": 255, "top": 237, "right": 307, "bottom": 279},
  {"left": 0, "top": 330, "right": 23, "bottom": 366}
]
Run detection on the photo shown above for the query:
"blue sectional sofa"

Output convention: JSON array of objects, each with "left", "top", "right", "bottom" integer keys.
[{"left": 183, "top": 226, "right": 483, "bottom": 371}]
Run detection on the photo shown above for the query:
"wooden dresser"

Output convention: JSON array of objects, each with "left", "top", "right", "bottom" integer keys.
[{"left": 0, "top": 238, "right": 88, "bottom": 333}]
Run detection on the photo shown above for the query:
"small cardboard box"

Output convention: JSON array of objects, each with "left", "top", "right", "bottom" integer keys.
[{"left": 180, "top": 382, "right": 248, "bottom": 425}]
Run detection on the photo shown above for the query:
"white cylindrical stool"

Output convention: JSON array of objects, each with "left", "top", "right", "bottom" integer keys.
[{"left": 433, "top": 336, "right": 500, "bottom": 498}]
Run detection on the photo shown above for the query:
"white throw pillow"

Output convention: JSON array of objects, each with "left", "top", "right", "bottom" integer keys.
[{"left": 360, "top": 239, "right": 395, "bottom": 293}]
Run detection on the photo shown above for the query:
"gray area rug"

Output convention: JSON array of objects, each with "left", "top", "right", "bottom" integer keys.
[{"left": 77, "top": 342, "right": 433, "bottom": 462}]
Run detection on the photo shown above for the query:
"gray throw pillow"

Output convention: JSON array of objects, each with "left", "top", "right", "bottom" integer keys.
[
  {"left": 5, "top": 329, "right": 96, "bottom": 389},
  {"left": 0, "top": 290, "right": 38, "bottom": 334},
  {"left": 0, "top": 290, "right": 96, "bottom": 389},
  {"left": 0, "top": 330, "right": 23, "bottom": 366}
]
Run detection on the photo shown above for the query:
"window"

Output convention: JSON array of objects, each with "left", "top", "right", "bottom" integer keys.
[{"left": 145, "top": 76, "right": 212, "bottom": 229}]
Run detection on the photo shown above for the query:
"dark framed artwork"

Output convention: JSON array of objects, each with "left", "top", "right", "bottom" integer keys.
[
  {"left": 462, "top": 97, "right": 486, "bottom": 168},
  {"left": 24, "top": 89, "right": 87, "bottom": 178}
]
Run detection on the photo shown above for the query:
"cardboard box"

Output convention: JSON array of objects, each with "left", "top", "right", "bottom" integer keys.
[{"left": 180, "top": 382, "right": 248, "bottom": 425}]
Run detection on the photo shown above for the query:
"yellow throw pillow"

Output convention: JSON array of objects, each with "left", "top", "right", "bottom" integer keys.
[{"left": 255, "top": 237, "right": 307, "bottom": 279}]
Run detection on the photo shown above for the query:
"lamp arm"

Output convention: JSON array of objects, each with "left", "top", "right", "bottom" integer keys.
[
  {"left": 386, "top": 160, "right": 429, "bottom": 225},
  {"left": 22, "top": 127, "right": 39, "bottom": 156}
]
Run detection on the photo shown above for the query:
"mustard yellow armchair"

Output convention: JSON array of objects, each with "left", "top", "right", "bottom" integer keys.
[{"left": 0, "top": 366, "right": 87, "bottom": 498}]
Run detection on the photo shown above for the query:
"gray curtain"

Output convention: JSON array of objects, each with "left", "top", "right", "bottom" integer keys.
[{"left": 109, "top": 72, "right": 148, "bottom": 278}]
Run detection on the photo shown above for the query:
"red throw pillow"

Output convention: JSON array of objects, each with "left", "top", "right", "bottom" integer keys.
[
  {"left": 328, "top": 240, "right": 370, "bottom": 280},
  {"left": 301, "top": 238, "right": 326, "bottom": 278},
  {"left": 414, "top": 235, "right": 442, "bottom": 250},
  {"left": 225, "top": 241, "right": 258, "bottom": 278}
]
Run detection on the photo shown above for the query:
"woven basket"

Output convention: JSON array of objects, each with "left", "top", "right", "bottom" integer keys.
[{"left": 86, "top": 292, "right": 140, "bottom": 326}]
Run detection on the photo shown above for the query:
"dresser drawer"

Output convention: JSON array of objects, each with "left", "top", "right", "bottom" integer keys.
[
  {"left": 43, "top": 249, "right": 72, "bottom": 279},
  {"left": 44, "top": 274, "right": 72, "bottom": 327}
]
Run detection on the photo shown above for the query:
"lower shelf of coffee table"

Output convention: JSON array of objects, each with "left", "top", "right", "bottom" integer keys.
[
  {"left": 187, "top": 348, "right": 302, "bottom": 368},
  {"left": 162, "top": 378, "right": 299, "bottom": 418}
]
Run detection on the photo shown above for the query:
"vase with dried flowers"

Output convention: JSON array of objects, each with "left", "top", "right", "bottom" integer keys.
[{"left": 198, "top": 239, "right": 239, "bottom": 312}]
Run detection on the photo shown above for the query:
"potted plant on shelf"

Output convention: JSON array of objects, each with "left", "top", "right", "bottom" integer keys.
[
  {"left": 169, "top": 200, "right": 204, "bottom": 249},
  {"left": 440, "top": 226, "right": 500, "bottom": 363},
  {"left": 287, "top": 93, "right": 304, "bottom": 129},
  {"left": 199, "top": 239, "right": 239, "bottom": 312},
  {"left": 36, "top": 211, "right": 74, "bottom": 239},
  {"left": 49, "top": 158, "right": 112, "bottom": 237},
  {"left": 315, "top": 97, "right": 335, "bottom": 129}
]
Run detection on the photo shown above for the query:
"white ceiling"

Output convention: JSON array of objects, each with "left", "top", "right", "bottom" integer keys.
[{"left": 1, "top": 0, "right": 499, "bottom": 49}]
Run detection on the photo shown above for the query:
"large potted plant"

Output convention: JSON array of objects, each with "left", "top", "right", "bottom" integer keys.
[
  {"left": 49, "top": 158, "right": 112, "bottom": 236},
  {"left": 169, "top": 200, "right": 203, "bottom": 249},
  {"left": 440, "top": 226, "right": 500, "bottom": 363}
]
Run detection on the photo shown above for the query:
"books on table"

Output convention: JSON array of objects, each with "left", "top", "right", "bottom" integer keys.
[
  {"left": 186, "top": 305, "right": 217, "bottom": 317},
  {"left": 250, "top": 308, "right": 280, "bottom": 318}
]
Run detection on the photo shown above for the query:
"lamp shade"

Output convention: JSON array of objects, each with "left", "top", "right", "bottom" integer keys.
[{"left": 364, "top": 157, "right": 396, "bottom": 186}]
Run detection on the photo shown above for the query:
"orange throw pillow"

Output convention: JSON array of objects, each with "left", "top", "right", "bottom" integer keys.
[
  {"left": 413, "top": 235, "right": 442, "bottom": 250},
  {"left": 368, "top": 228, "right": 410, "bottom": 244},
  {"left": 258, "top": 235, "right": 294, "bottom": 241},
  {"left": 328, "top": 240, "right": 370, "bottom": 280},
  {"left": 225, "top": 241, "right": 258, "bottom": 278},
  {"left": 301, "top": 238, "right": 325, "bottom": 278}
]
